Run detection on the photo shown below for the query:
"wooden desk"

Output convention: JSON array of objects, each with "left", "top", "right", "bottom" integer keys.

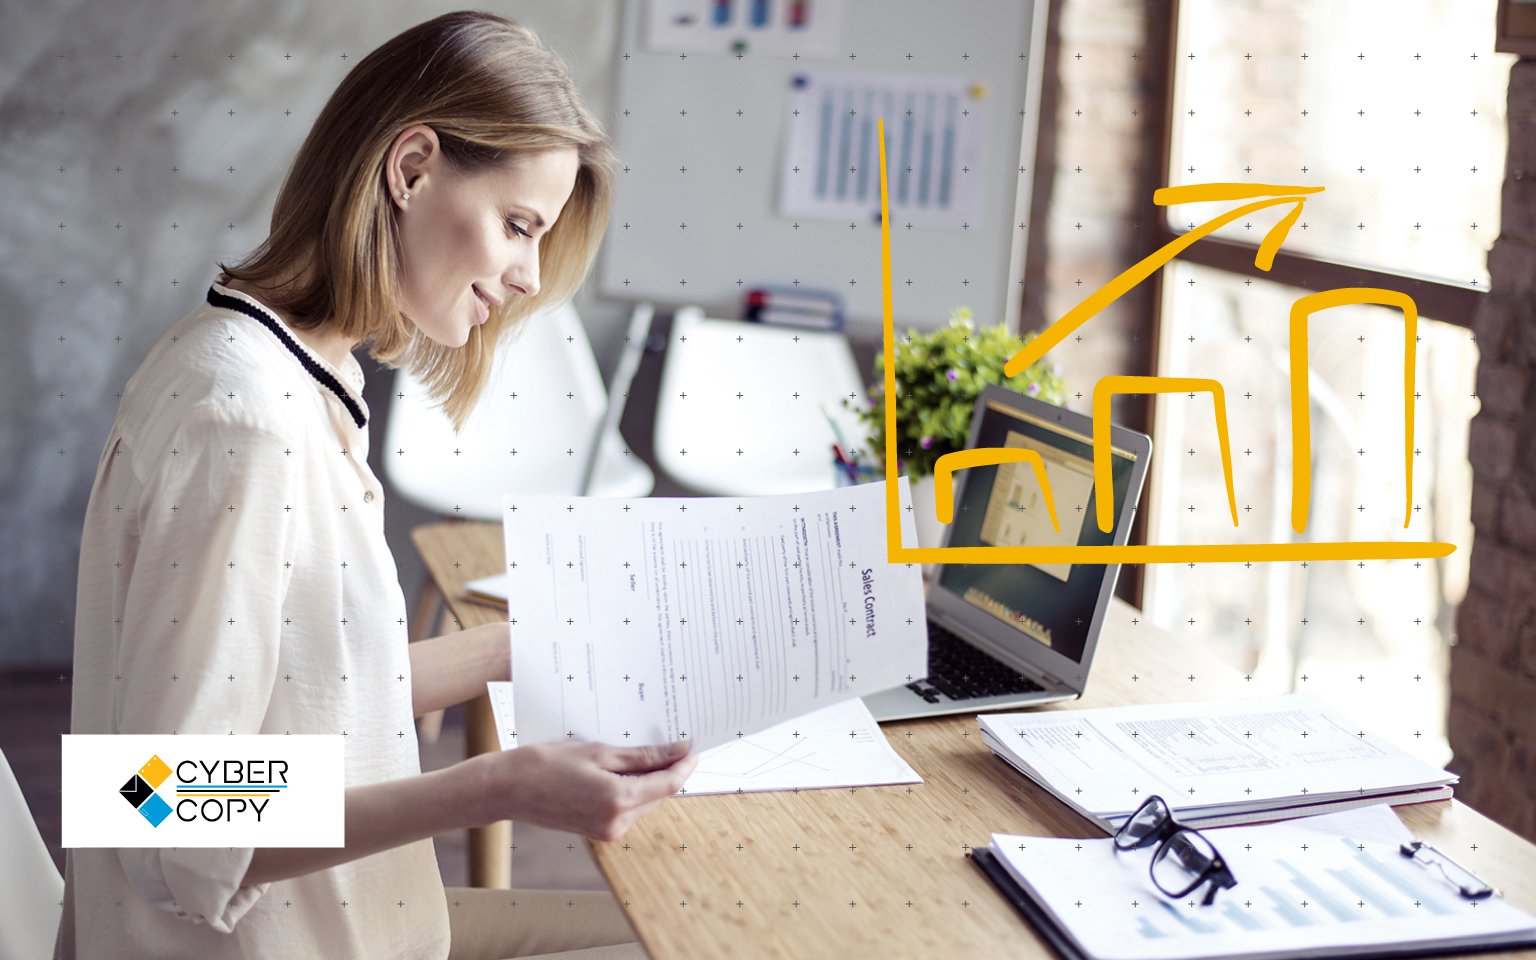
[{"left": 413, "top": 520, "right": 1536, "bottom": 957}]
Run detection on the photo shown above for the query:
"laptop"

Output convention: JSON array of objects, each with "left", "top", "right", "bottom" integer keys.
[{"left": 863, "top": 383, "right": 1152, "bottom": 722}]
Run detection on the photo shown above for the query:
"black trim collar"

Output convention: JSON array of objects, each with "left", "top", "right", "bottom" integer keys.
[{"left": 206, "top": 285, "right": 367, "bottom": 429}]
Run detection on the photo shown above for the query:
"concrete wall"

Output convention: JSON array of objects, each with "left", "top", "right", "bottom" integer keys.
[{"left": 0, "top": 1, "right": 624, "bottom": 666}]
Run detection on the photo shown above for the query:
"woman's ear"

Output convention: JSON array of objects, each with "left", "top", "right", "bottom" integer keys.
[{"left": 387, "top": 124, "right": 441, "bottom": 201}]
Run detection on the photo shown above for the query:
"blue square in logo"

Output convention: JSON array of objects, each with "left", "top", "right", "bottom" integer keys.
[{"left": 138, "top": 792, "right": 172, "bottom": 827}]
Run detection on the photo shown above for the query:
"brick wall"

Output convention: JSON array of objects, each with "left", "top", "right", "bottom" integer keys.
[
  {"left": 1451, "top": 58, "right": 1536, "bottom": 843},
  {"left": 1024, "top": 0, "right": 1168, "bottom": 602},
  {"left": 1024, "top": 0, "right": 1165, "bottom": 419}
]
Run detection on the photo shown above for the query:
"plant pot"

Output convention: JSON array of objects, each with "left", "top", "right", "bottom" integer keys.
[{"left": 906, "top": 474, "right": 958, "bottom": 579}]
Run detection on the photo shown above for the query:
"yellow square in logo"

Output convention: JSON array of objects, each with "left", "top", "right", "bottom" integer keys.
[{"left": 139, "top": 754, "right": 172, "bottom": 789}]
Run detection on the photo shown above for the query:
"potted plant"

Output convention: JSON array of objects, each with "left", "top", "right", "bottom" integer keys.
[{"left": 845, "top": 307, "right": 1069, "bottom": 549}]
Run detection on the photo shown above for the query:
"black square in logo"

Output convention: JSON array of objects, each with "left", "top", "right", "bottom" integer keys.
[{"left": 120, "top": 774, "right": 153, "bottom": 809}]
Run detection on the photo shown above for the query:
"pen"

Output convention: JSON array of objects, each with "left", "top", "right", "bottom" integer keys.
[
  {"left": 832, "top": 444, "right": 859, "bottom": 483},
  {"left": 820, "top": 402, "right": 852, "bottom": 451}
]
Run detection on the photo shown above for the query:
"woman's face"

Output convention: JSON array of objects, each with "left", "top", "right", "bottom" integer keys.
[{"left": 391, "top": 129, "right": 580, "bottom": 348}]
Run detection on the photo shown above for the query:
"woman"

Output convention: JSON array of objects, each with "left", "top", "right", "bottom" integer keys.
[{"left": 60, "top": 11, "right": 695, "bottom": 959}]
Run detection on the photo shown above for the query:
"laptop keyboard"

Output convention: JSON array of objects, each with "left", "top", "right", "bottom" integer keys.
[{"left": 906, "top": 622, "right": 1045, "bottom": 703}]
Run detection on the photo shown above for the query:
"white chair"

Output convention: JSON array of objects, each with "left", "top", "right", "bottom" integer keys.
[
  {"left": 0, "top": 747, "right": 63, "bottom": 960},
  {"left": 386, "top": 301, "right": 654, "bottom": 743},
  {"left": 385, "top": 299, "right": 654, "bottom": 519},
  {"left": 653, "top": 306, "right": 867, "bottom": 496}
]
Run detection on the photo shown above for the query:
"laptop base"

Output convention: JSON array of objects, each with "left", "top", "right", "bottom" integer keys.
[{"left": 862, "top": 684, "right": 1077, "bottom": 723}]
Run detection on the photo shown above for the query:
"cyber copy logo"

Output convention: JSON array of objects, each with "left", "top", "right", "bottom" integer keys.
[
  {"left": 119, "top": 753, "right": 289, "bottom": 827},
  {"left": 63, "top": 735, "right": 344, "bottom": 848},
  {"left": 120, "top": 754, "right": 174, "bottom": 827}
]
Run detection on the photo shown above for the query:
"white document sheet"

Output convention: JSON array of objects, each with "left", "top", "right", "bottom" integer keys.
[
  {"left": 488, "top": 682, "right": 921, "bottom": 795},
  {"left": 679, "top": 695, "right": 920, "bottom": 794},
  {"left": 502, "top": 479, "right": 927, "bottom": 753},
  {"left": 488, "top": 681, "right": 519, "bottom": 750}
]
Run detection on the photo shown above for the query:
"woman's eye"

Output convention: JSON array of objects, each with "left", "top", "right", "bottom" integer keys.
[{"left": 506, "top": 219, "right": 530, "bottom": 238}]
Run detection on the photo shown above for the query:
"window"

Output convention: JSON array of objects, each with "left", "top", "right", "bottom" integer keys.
[
  {"left": 1142, "top": 0, "right": 1512, "bottom": 764},
  {"left": 1167, "top": 0, "right": 1511, "bottom": 286}
]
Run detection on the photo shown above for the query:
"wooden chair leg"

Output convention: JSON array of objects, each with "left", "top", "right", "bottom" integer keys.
[
  {"left": 408, "top": 569, "right": 447, "bottom": 646},
  {"left": 405, "top": 562, "right": 508, "bottom": 885},
  {"left": 466, "top": 691, "right": 513, "bottom": 888},
  {"left": 417, "top": 711, "right": 446, "bottom": 744},
  {"left": 410, "top": 573, "right": 447, "bottom": 745}
]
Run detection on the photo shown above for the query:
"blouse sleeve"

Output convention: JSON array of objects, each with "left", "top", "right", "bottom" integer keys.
[{"left": 112, "top": 404, "right": 300, "bottom": 932}]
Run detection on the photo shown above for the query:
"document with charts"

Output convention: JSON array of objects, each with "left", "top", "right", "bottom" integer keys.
[
  {"left": 502, "top": 479, "right": 926, "bottom": 753},
  {"left": 977, "top": 806, "right": 1536, "bottom": 960}
]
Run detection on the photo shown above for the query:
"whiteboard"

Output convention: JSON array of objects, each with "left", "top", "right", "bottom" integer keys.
[{"left": 599, "top": 0, "right": 1048, "bottom": 336}]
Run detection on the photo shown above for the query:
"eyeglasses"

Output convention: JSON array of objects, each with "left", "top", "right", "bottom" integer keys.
[{"left": 1113, "top": 795, "right": 1238, "bottom": 906}]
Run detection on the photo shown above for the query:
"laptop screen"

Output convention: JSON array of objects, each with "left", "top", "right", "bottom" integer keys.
[{"left": 933, "top": 398, "right": 1137, "bottom": 666}]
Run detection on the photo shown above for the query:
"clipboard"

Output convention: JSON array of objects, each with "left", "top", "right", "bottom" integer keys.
[
  {"left": 970, "top": 847, "right": 1536, "bottom": 960},
  {"left": 971, "top": 849, "right": 1089, "bottom": 960}
]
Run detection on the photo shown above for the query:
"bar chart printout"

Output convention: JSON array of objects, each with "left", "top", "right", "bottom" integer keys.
[
  {"left": 987, "top": 806, "right": 1536, "bottom": 960},
  {"left": 781, "top": 70, "right": 988, "bottom": 229},
  {"left": 503, "top": 479, "right": 927, "bottom": 753},
  {"left": 644, "top": 0, "right": 847, "bottom": 57}
]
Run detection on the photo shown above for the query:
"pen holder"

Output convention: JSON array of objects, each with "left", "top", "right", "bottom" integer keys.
[{"left": 831, "top": 462, "right": 939, "bottom": 582}]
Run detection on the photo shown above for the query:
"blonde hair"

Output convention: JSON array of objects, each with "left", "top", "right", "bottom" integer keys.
[{"left": 219, "top": 10, "right": 614, "bottom": 430}]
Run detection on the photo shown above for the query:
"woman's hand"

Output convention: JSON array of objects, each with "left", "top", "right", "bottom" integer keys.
[
  {"left": 245, "top": 736, "right": 696, "bottom": 886},
  {"left": 468, "top": 740, "right": 699, "bottom": 841}
]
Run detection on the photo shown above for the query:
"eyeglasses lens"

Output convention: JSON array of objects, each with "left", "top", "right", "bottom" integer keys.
[
  {"left": 1151, "top": 829, "right": 1218, "bottom": 897},
  {"left": 1116, "top": 796, "right": 1171, "bottom": 850}
]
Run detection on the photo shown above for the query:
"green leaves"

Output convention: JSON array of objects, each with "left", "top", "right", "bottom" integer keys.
[{"left": 847, "top": 307, "right": 1069, "bottom": 479}]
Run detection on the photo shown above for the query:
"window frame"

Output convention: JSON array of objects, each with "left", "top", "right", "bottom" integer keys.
[
  {"left": 1121, "top": 0, "right": 1486, "bottom": 608},
  {"left": 1151, "top": 0, "right": 1483, "bottom": 332}
]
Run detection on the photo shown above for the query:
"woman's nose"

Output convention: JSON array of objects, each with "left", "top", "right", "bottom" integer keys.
[{"left": 505, "top": 248, "right": 541, "bottom": 299}]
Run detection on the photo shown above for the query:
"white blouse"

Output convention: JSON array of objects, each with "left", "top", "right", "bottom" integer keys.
[{"left": 59, "top": 279, "right": 450, "bottom": 959}]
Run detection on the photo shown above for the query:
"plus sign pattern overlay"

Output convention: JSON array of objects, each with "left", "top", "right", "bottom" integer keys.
[{"left": 9, "top": 0, "right": 1521, "bottom": 953}]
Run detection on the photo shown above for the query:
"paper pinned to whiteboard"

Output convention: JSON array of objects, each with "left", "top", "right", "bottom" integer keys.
[
  {"left": 779, "top": 70, "right": 990, "bottom": 229},
  {"left": 645, "top": 0, "right": 846, "bottom": 58}
]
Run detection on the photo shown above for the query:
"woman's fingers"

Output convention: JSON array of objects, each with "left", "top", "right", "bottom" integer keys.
[
  {"left": 478, "top": 741, "right": 697, "bottom": 841},
  {"left": 601, "top": 740, "right": 693, "bottom": 774}
]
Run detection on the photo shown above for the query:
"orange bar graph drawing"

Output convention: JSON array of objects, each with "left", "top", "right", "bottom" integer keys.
[{"left": 874, "top": 117, "right": 1454, "bottom": 565}]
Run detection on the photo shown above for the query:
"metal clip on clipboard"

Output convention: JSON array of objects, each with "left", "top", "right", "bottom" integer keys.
[{"left": 1400, "top": 840, "right": 1496, "bottom": 900}]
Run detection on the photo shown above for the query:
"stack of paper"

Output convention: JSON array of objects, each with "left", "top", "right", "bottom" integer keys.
[
  {"left": 975, "top": 806, "right": 1536, "bottom": 960},
  {"left": 979, "top": 695, "right": 1456, "bottom": 832}
]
